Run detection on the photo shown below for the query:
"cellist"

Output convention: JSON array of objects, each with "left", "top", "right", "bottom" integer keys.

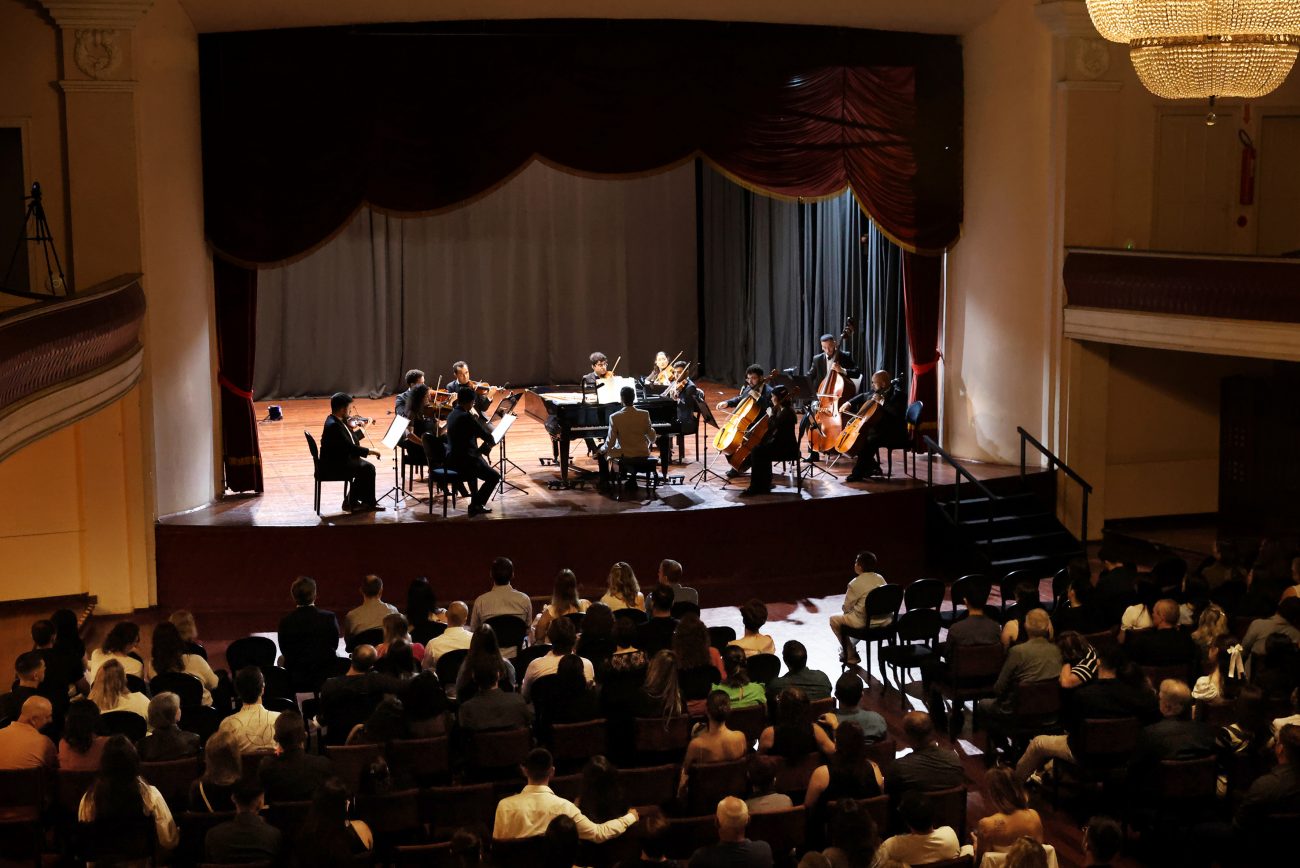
[
  {"left": 740, "top": 385, "right": 798, "bottom": 497},
  {"left": 802, "top": 332, "right": 862, "bottom": 463},
  {"left": 839, "top": 370, "right": 906, "bottom": 482},
  {"left": 716, "top": 365, "right": 772, "bottom": 479}
]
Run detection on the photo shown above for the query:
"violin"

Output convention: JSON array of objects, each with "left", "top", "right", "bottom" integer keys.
[
  {"left": 647, "top": 350, "right": 684, "bottom": 385},
  {"left": 806, "top": 317, "right": 857, "bottom": 453},
  {"left": 664, "top": 362, "right": 696, "bottom": 401}
]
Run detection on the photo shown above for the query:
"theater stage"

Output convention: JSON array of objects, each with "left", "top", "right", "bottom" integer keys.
[{"left": 156, "top": 393, "right": 1043, "bottom": 630}]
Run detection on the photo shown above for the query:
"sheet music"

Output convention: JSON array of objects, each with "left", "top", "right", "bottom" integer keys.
[
  {"left": 595, "top": 375, "right": 638, "bottom": 405},
  {"left": 383, "top": 414, "right": 410, "bottom": 450},
  {"left": 492, "top": 413, "right": 516, "bottom": 445}
]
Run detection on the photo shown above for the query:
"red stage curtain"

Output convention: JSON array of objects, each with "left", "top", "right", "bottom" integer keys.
[
  {"left": 902, "top": 251, "right": 943, "bottom": 436},
  {"left": 213, "top": 258, "right": 263, "bottom": 492},
  {"left": 200, "top": 20, "right": 963, "bottom": 266}
]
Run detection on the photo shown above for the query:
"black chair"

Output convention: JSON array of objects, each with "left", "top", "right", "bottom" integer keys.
[
  {"left": 261, "top": 664, "right": 296, "bottom": 702},
  {"left": 428, "top": 467, "right": 462, "bottom": 517},
  {"left": 863, "top": 737, "right": 898, "bottom": 776},
  {"left": 141, "top": 755, "right": 201, "bottom": 815},
  {"left": 179, "top": 811, "right": 236, "bottom": 866},
  {"left": 263, "top": 696, "right": 298, "bottom": 713},
  {"left": 880, "top": 400, "right": 924, "bottom": 478},
  {"left": 634, "top": 716, "right": 692, "bottom": 763},
  {"left": 484, "top": 615, "right": 529, "bottom": 652},
  {"left": 346, "top": 627, "right": 386, "bottom": 653},
  {"left": 686, "top": 757, "right": 750, "bottom": 815},
  {"left": 671, "top": 601, "right": 701, "bottom": 620},
  {"left": 707, "top": 626, "right": 737, "bottom": 652},
  {"left": 467, "top": 727, "right": 533, "bottom": 781},
  {"left": 728, "top": 703, "right": 770, "bottom": 748},
  {"left": 679, "top": 665, "right": 718, "bottom": 701},
  {"left": 747, "top": 805, "right": 806, "bottom": 868},
  {"left": 75, "top": 817, "right": 156, "bottom": 865},
  {"left": 618, "top": 763, "right": 678, "bottom": 808},
  {"left": 179, "top": 704, "right": 222, "bottom": 744},
  {"left": 226, "top": 636, "right": 277, "bottom": 673},
  {"left": 665, "top": 814, "right": 721, "bottom": 859},
  {"left": 551, "top": 719, "right": 608, "bottom": 770},
  {"left": 940, "top": 574, "right": 982, "bottom": 628},
  {"left": 356, "top": 787, "right": 422, "bottom": 855},
  {"left": 514, "top": 644, "right": 552, "bottom": 674},
  {"left": 935, "top": 643, "right": 1004, "bottom": 738},
  {"left": 1053, "top": 717, "right": 1141, "bottom": 802},
  {"left": 306, "top": 430, "right": 351, "bottom": 515},
  {"left": 615, "top": 608, "right": 649, "bottom": 626},
  {"left": 435, "top": 649, "right": 469, "bottom": 687},
  {"left": 564, "top": 611, "right": 586, "bottom": 631},
  {"left": 924, "top": 785, "right": 968, "bottom": 842},
  {"left": 387, "top": 736, "right": 451, "bottom": 786},
  {"left": 999, "top": 569, "right": 1038, "bottom": 616},
  {"left": 327, "top": 742, "right": 384, "bottom": 794},
  {"left": 411, "top": 621, "right": 447, "bottom": 646},
  {"left": 904, "top": 578, "right": 946, "bottom": 611},
  {"left": 878, "top": 608, "right": 941, "bottom": 704},
  {"left": 98, "top": 710, "right": 147, "bottom": 741},
  {"left": 839, "top": 583, "right": 905, "bottom": 680},
  {"left": 150, "top": 671, "right": 204, "bottom": 708},
  {"left": 1002, "top": 679, "right": 1063, "bottom": 755},
  {"left": 747, "top": 653, "right": 781, "bottom": 685},
  {"left": 126, "top": 674, "right": 151, "bottom": 696},
  {"left": 417, "top": 783, "right": 496, "bottom": 840},
  {"left": 1049, "top": 567, "right": 1071, "bottom": 613},
  {"left": 0, "top": 767, "right": 46, "bottom": 868}
]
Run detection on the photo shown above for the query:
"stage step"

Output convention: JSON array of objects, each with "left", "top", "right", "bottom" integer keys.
[
  {"left": 937, "top": 492, "right": 1042, "bottom": 521},
  {"left": 931, "top": 486, "right": 1082, "bottom": 579}
]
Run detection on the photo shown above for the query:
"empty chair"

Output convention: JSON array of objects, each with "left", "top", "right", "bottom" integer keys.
[
  {"left": 386, "top": 736, "right": 451, "bottom": 786},
  {"left": 878, "top": 608, "right": 941, "bottom": 704},
  {"left": 904, "top": 579, "right": 946, "bottom": 612},
  {"left": 98, "top": 710, "right": 147, "bottom": 741},
  {"left": 345, "top": 627, "right": 385, "bottom": 653},
  {"left": 728, "top": 704, "right": 770, "bottom": 748},
  {"left": 418, "top": 783, "right": 496, "bottom": 840},
  {"left": 180, "top": 704, "right": 223, "bottom": 744},
  {"left": 686, "top": 757, "right": 749, "bottom": 815},
  {"left": 773, "top": 753, "right": 822, "bottom": 799},
  {"left": 513, "top": 644, "right": 552, "bottom": 674},
  {"left": 410, "top": 621, "right": 447, "bottom": 647},
  {"left": 226, "top": 636, "right": 277, "bottom": 673},
  {"left": 551, "top": 719, "right": 608, "bottom": 769},
  {"left": 261, "top": 665, "right": 296, "bottom": 703},
  {"left": 435, "top": 649, "right": 469, "bottom": 687},
  {"left": 150, "top": 671, "right": 205, "bottom": 709},
  {"left": 484, "top": 615, "right": 529, "bottom": 652},
  {"left": 468, "top": 727, "right": 532, "bottom": 780}
]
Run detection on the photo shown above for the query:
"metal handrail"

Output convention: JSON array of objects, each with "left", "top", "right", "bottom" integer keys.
[
  {"left": 1017, "top": 427, "right": 1092, "bottom": 544},
  {"left": 921, "top": 435, "right": 998, "bottom": 542}
]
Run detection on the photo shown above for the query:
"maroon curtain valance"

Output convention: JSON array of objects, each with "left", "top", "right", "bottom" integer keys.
[{"left": 200, "top": 20, "right": 963, "bottom": 265}]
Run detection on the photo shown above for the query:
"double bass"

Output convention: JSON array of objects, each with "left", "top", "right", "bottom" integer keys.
[
  {"left": 806, "top": 318, "right": 857, "bottom": 453},
  {"left": 714, "top": 369, "right": 777, "bottom": 455}
]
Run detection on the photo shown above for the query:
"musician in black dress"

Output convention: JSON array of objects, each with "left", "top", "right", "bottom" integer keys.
[
  {"left": 321, "top": 392, "right": 383, "bottom": 512},
  {"left": 742, "top": 385, "right": 799, "bottom": 496},
  {"left": 446, "top": 386, "right": 501, "bottom": 516},
  {"left": 802, "top": 333, "right": 861, "bottom": 462},
  {"left": 840, "top": 370, "right": 907, "bottom": 481}
]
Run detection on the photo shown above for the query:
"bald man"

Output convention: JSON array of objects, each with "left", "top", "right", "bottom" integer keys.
[
  {"left": 0, "top": 696, "right": 57, "bottom": 771},
  {"left": 688, "top": 796, "right": 773, "bottom": 868},
  {"left": 840, "top": 370, "right": 907, "bottom": 482},
  {"left": 1128, "top": 599, "right": 1200, "bottom": 672},
  {"left": 1132, "top": 679, "right": 1214, "bottom": 770},
  {"left": 425, "top": 602, "right": 473, "bottom": 664}
]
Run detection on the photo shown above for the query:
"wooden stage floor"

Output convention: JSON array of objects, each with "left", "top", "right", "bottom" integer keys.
[{"left": 163, "top": 390, "right": 1022, "bottom": 528}]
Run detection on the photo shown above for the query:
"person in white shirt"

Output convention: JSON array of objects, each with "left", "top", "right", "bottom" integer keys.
[
  {"left": 494, "top": 747, "right": 638, "bottom": 842},
  {"left": 829, "top": 551, "right": 888, "bottom": 665},
  {"left": 344, "top": 575, "right": 400, "bottom": 637},
  {"left": 469, "top": 557, "right": 533, "bottom": 635},
  {"left": 78, "top": 735, "right": 180, "bottom": 851},
  {"left": 151, "top": 621, "right": 221, "bottom": 706},
  {"left": 88, "top": 621, "right": 147, "bottom": 685},
  {"left": 875, "top": 792, "right": 959, "bottom": 865},
  {"left": 424, "top": 601, "right": 474, "bottom": 665},
  {"left": 88, "top": 660, "right": 151, "bottom": 727},
  {"left": 218, "top": 666, "right": 280, "bottom": 753},
  {"left": 520, "top": 618, "right": 595, "bottom": 700}
]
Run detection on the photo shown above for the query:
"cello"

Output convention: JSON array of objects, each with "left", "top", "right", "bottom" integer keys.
[
  {"left": 726, "top": 407, "right": 770, "bottom": 472},
  {"left": 714, "top": 369, "right": 777, "bottom": 454},
  {"left": 806, "top": 318, "right": 857, "bottom": 453}
]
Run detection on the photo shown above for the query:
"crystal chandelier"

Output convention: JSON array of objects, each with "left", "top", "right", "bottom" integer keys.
[{"left": 1085, "top": 1, "right": 1300, "bottom": 100}]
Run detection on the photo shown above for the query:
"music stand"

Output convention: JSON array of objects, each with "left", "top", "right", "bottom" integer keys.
[
  {"left": 689, "top": 395, "right": 729, "bottom": 488},
  {"left": 491, "top": 413, "right": 527, "bottom": 498},
  {"left": 491, "top": 392, "right": 528, "bottom": 478},
  {"left": 376, "top": 414, "right": 425, "bottom": 507}
]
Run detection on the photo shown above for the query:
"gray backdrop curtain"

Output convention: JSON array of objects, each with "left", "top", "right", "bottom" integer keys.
[
  {"left": 700, "top": 165, "right": 908, "bottom": 394},
  {"left": 255, "top": 161, "right": 697, "bottom": 398}
]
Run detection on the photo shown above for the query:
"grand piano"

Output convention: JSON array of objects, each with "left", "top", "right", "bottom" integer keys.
[{"left": 522, "top": 382, "right": 679, "bottom": 488}]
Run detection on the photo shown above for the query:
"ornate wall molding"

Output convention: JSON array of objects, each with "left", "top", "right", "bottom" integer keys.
[
  {"left": 58, "top": 79, "right": 138, "bottom": 93},
  {"left": 1064, "top": 306, "right": 1300, "bottom": 362},
  {"left": 39, "top": 0, "right": 153, "bottom": 30},
  {"left": 73, "top": 29, "right": 122, "bottom": 79}
]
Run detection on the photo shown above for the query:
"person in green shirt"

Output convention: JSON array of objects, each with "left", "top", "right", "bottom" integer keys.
[{"left": 712, "top": 646, "right": 766, "bottom": 709}]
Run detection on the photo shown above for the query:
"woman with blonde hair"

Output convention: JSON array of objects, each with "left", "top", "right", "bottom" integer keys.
[
  {"left": 599, "top": 562, "right": 643, "bottom": 611},
  {"left": 533, "top": 569, "right": 590, "bottom": 644},
  {"left": 88, "top": 658, "right": 150, "bottom": 723},
  {"left": 636, "top": 650, "right": 684, "bottom": 719},
  {"left": 1192, "top": 604, "right": 1229, "bottom": 652},
  {"left": 188, "top": 729, "right": 242, "bottom": 812}
]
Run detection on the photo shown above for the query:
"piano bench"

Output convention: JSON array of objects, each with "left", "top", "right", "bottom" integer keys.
[{"left": 613, "top": 457, "right": 659, "bottom": 501}]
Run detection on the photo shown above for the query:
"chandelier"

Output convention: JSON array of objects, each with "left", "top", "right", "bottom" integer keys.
[{"left": 1084, "top": 1, "right": 1300, "bottom": 100}]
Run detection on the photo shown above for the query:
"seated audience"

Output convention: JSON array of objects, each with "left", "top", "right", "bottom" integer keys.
[
  {"left": 169, "top": 609, "right": 208, "bottom": 660},
  {"left": 1053, "top": 559, "right": 1110, "bottom": 635},
  {"left": 218, "top": 665, "right": 281, "bottom": 753},
  {"left": 1234, "top": 722, "right": 1300, "bottom": 834},
  {"left": 1058, "top": 632, "right": 1098, "bottom": 690},
  {"left": 1127, "top": 599, "right": 1201, "bottom": 673},
  {"left": 767, "top": 641, "right": 833, "bottom": 702},
  {"left": 547, "top": 654, "right": 602, "bottom": 724},
  {"left": 468, "top": 558, "right": 533, "bottom": 652},
  {"left": 1001, "top": 582, "right": 1054, "bottom": 648},
  {"left": 659, "top": 558, "right": 698, "bottom": 607},
  {"left": 576, "top": 755, "right": 628, "bottom": 823},
  {"left": 1214, "top": 684, "right": 1270, "bottom": 797},
  {"left": 88, "top": 620, "right": 146, "bottom": 684},
  {"left": 460, "top": 658, "right": 534, "bottom": 731},
  {"left": 730, "top": 599, "right": 777, "bottom": 658},
  {"left": 377, "top": 613, "right": 425, "bottom": 664},
  {"left": 261, "top": 710, "right": 335, "bottom": 802},
  {"left": 687, "top": 796, "right": 772, "bottom": 868},
  {"left": 493, "top": 747, "right": 638, "bottom": 842},
  {"left": 680, "top": 691, "right": 749, "bottom": 797},
  {"left": 346, "top": 695, "right": 411, "bottom": 745},
  {"left": 609, "top": 616, "right": 650, "bottom": 674},
  {"left": 88, "top": 658, "right": 150, "bottom": 723},
  {"left": 971, "top": 768, "right": 1044, "bottom": 862},
  {"left": 977, "top": 609, "right": 1062, "bottom": 750},
  {"left": 1242, "top": 597, "right": 1300, "bottom": 658},
  {"left": 674, "top": 614, "right": 726, "bottom": 684},
  {"left": 1001, "top": 837, "right": 1051, "bottom": 868},
  {"left": 404, "top": 669, "right": 451, "bottom": 737},
  {"left": 293, "top": 777, "right": 374, "bottom": 866},
  {"left": 622, "top": 811, "right": 676, "bottom": 868},
  {"left": 759, "top": 686, "right": 835, "bottom": 758},
  {"left": 1191, "top": 604, "right": 1230, "bottom": 658},
  {"left": 151, "top": 620, "right": 219, "bottom": 705},
  {"left": 545, "top": 814, "right": 580, "bottom": 868},
  {"left": 78, "top": 735, "right": 179, "bottom": 851},
  {"left": 599, "top": 561, "right": 645, "bottom": 612},
  {"left": 1133, "top": 679, "right": 1215, "bottom": 779},
  {"left": 2, "top": 650, "right": 63, "bottom": 730},
  {"left": 829, "top": 551, "right": 888, "bottom": 666},
  {"left": 821, "top": 798, "right": 880, "bottom": 868},
  {"left": 634, "top": 649, "right": 684, "bottom": 719},
  {"left": 190, "top": 729, "right": 243, "bottom": 812},
  {"left": 374, "top": 638, "right": 418, "bottom": 679},
  {"left": 425, "top": 601, "right": 473, "bottom": 664},
  {"left": 521, "top": 617, "right": 595, "bottom": 699},
  {"left": 532, "top": 569, "right": 589, "bottom": 646},
  {"left": 0, "top": 696, "right": 56, "bottom": 771},
  {"left": 1119, "top": 579, "right": 1160, "bottom": 636},
  {"left": 30, "top": 614, "right": 87, "bottom": 697},
  {"left": 883, "top": 712, "right": 963, "bottom": 802},
  {"left": 922, "top": 577, "right": 1002, "bottom": 727},
  {"left": 344, "top": 574, "right": 398, "bottom": 637},
  {"left": 805, "top": 722, "right": 884, "bottom": 820},
  {"left": 206, "top": 782, "right": 283, "bottom": 864},
  {"left": 59, "top": 698, "right": 107, "bottom": 770},
  {"left": 820, "top": 672, "right": 886, "bottom": 742},
  {"left": 745, "top": 756, "right": 794, "bottom": 814},
  {"left": 406, "top": 576, "right": 446, "bottom": 631},
  {"left": 137, "top": 692, "right": 199, "bottom": 762},
  {"left": 1094, "top": 548, "right": 1139, "bottom": 624},
  {"left": 576, "top": 603, "right": 617, "bottom": 668},
  {"left": 1254, "top": 633, "right": 1299, "bottom": 701},
  {"left": 637, "top": 586, "right": 679, "bottom": 656},
  {"left": 874, "top": 791, "right": 959, "bottom": 865},
  {"left": 278, "top": 575, "right": 343, "bottom": 684},
  {"left": 319, "top": 645, "right": 400, "bottom": 742},
  {"left": 1193, "top": 635, "right": 1246, "bottom": 703},
  {"left": 454, "top": 624, "right": 517, "bottom": 702},
  {"left": 714, "top": 646, "right": 766, "bottom": 709},
  {"left": 1082, "top": 815, "right": 1123, "bottom": 868}
]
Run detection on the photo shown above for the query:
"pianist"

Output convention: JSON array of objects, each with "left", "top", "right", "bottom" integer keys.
[{"left": 600, "top": 386, "right": 657, "bottom": 490}]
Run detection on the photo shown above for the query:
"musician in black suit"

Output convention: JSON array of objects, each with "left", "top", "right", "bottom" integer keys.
[
  {"left": 580, "top": 352, "right": 615, "bottom": 455},
  {"left": 802, "top": 333, "right": 861, "bottom": 462},
  {"left": 446, "top": 386, "right": 501, "bottom": 516},
  {"left": 840, "top": 370, "right": 907, "bottom": 481},
  {"left": 716, "top": 365, "right": 772, "bottom": 480},
  {"left": 393, "top": 369, "right": 425, "bottom": 418},
  {"left": 666, "top": 359, "right": 701, "bottom": 466},
  {"left": 321, "top": 392, "right": 382, "bottom": 511},
  {"left": 742, "top": 385, "right": 799, "bottom": 496}
]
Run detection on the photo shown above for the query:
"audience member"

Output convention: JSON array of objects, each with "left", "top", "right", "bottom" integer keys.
[
  {"left": 1094, "top": 547, "right": 1138, "bottom": 623},
  {"left": 319, "top": 645, "right": 400, "bottom": 743},
  {"left": 460, "top": 658, "right": 533, "bottom": 731},
  {"left": 278, "top": 576, "right": 343, "bottom": 684},
  {"left": 425, "top": 601, "right": 473, "bottom": 664},
  {"left": 1191, "top": 604, "right": 1230, "bottom": 656},
  {"left": 971, "top": 768, "right": 1044, "bottom": 862},
  {"left": 1255, "top": 632, "right": 1299, "bottom": 701},
  {"left": 821, "top": 673, "right": 886, "bottom": 742},
  {"left": 576, "top": 755, "right": 628, "bottom": 823},
  {"left": 821, "top": 798, "right": 880, "bottom": 868},
  {"left": 1132, "top": 679, "right": 1215, "bottom": 780},
  {"left": 170, "top": 609, "right": 207, "bottom": 659},
  {"left": 1082, "top": 816, "right": 1122, "bottom": 867},
  {"left": 1126, "top": 599, "right": 1201, "bottom": 676},
  {"left": 829, "top": 551, "right": 888, "bottom": 666},
  {"left": 1053, "top": 559, "right": 1109, "bottom": 635},
  {"left": 731, "top": 599, "right": 777, "bottom": 658},
  {"left": 205, "top": 782, "right": 283, "bottom": 864},
  {"left": 151, "top": 620, "right": 219, "bottom": 705},
  {"left": 292, "top": 777, "right": 374, "bottom": 866},
  {"left": 522, "top": 617, "right": 595, "bottom": 699},
  {"left": 601, "top": 561, "right": 645, "bottom": 611},
  {"left": 1058, "top": 632, "right": 1098, "bottom": 690},
  {"left": 455, "top": 624, "right": 517, "bottom": 702},
  {"left": 447, "top": 828, "right": 484, "bottom": 868},
  {"left": 544, "top": 813, "right": 580, "bottom": 868},
  {"left": 137, "top": 692, "right": 199, "bottom": 761},
  {"left": 659, "top": 558, "right": 698, "bottom": 608},
  {"left": 745, "top": 756, "right": 794, "bottom": 814},
  {"left": 1179, "top": 572, "right": 1210, "bottom": 628},
  {"left": 874, "top": 792, "right": 959, "bottom": 865},
  {"left": 78, "top": 735, "right": 179, "bottom": 851},
  {"left": 635, "top": 649, "right": 684, "bottom": 718},
  {"left": 637, "top": 585, "right": 680, "bottom": 656},
  {"left": 1192, "top": 635, "right": 1245, "bottom": 703},
  {"left": 377, "top": 613, "right": 425, "bottom": 665},
  {"left": 714, "top": 646, "right": 766, "bottom": 708},
  {"left": 805, "top": 722, "right": 884, "bottom": 821},
  {"left": 1214, "top": 684, "right": 1270, "bottom": 797},
  {"left": 577, "top": 602, "right": 617, "bottom": 669},
  {"left": 687, "top": 796, "right": 773, "bottom": 868},
  {"left": 1001, "top": 582, "right": 1054, "bottom": 648},
  {"left": 30, "top": 615, "right": 86, "bottom": 696},
  {"left": 344, "top": 574, "right": 398, "bottom": 637},
  {"left": 218, "top": 665, "right": 281, "bottom": 753},
  {"left": 1119, "top": 579, "right": 1160, "bottom": 635},
  {"left": 1001, "top": 837, "right": 1050, "bottom": 868},
  {"left": 532, "top": 569, "right": 590, "bottom": 645},
  {"left": 620, "top": 811, "right": 677, "bottom": 868},
  {"left": 610, "top": 616, "right": 650, "bottom": 674},
  {"left": 883, "top": 712, "right": 963, "bottom": 803},
  {"left": 759, "top": 686, "right": 835, "bottom": 758},
  {"left": 1241, "top": 596, "right": 1300, "bottom": 658},
  {"left": 50, "top": 608, "right": 88, "bottom": 681},
  {"left": 468, "top": 557, "right": 533, "bottom": 648},
  {"left": 674, "top": 615, "right": 726, "bottom": 683},
  {"left": 58, "top": 698, "right": 107, "bottom": 770},
  {"left": 545, "top": 654, "right": 602, "bottom": 725},
  {"left": 922, "top": 578, "right": 1002, "bottom": 729},
  {"left": 260, "top": 710, "right": 335, "bottom": 802},
  {"left": 0, "top": 696, "right": 56, "bottom": 771},
  {"left": 2, "top": 651, "right": 62, "bottom": 728},
  {"left": 189, "top": 729, "right": 242, "bottom": 811},
  {"left": 88, "top": 658, "right": 150, "bottom": 722},
  {"left": 978, "top": 609, "right": 1062, "bottom": 751},
  {"left": 406, "top": 576, "right": 445, "bottom": 631},
  {"left": 493, "top": 748, "right": 638, "bottom": 841},
  {"left": 375, "top": 638, "right": 419, "bottom": 679},
  {"left": 767, "top": 641, "right": 833, "bottom": 702},
  {"left": 1238, "top": 722, "right": 1300, "bottom": 830},
  {"left": 346, "top": 695, "right": 411, "bottom": 746},
  {"left": 88, "top": 620, "right": 145, "bottom": 684},
  {"left": 680, "top": 691, "right": 749, "bottom": 797},
  {"left": 404, "top": 669, "right": 451, "bottom": 737}
]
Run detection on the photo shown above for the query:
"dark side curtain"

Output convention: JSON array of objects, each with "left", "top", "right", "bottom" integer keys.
[
  {"left": 213, "top": 258, "right": 263, "bottom": 492},
  {"left": 701, "top": 166, "right": 909, "bottom": 393},
  {"left": 199, "top": 21, "right": 963, "bottom": 266},
  {"left": 903, "top": 252, "right": 943, "bottom": 433}
]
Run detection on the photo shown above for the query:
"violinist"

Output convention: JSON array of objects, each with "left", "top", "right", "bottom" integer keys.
[
  {"left": 741, "top": 385, "right": 799, "bottom": 497},
  {"left": 839, "top": 370, "right": 906, "bottom": 482},
  {"left": 647, "top": 351, "right": 673, "bottom": 386},
  {"left": 321, "top": 392, "right": 384, "bottom": 512},
  {"left": 445, "top": 386, "right": 500, "bottom": 517},
  {"left": 803, "top": 333, "right": 861, "bottom": 462},
  {"left": 450, "top": 360, "right": 491, "bottom": 414},
  {"left": 665, "top": 359, "right": 700, "bottom": 466},
  {"left": 716, "top": 366, "right": 772, "bottom": 479},
  {"left": 580, "top": 352, "right": 615, "bottom": 455},
  {"left": 394, "top": 369, "right": 428, "bottom": 469}
]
